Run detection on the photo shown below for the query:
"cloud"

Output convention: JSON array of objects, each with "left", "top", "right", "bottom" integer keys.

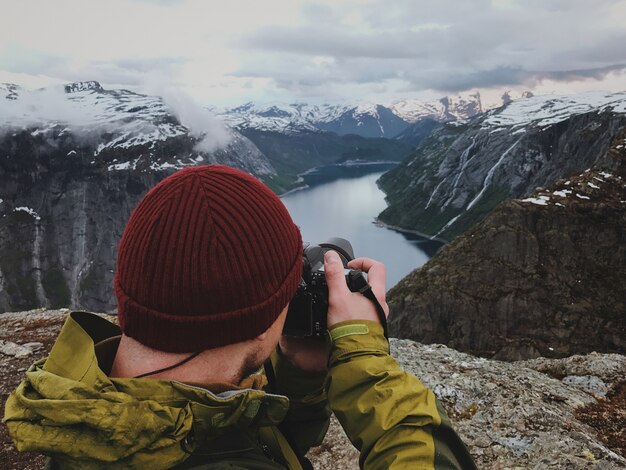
[
  {"left": 2, "top": 0, "right": 626, "bottom": 103},
  {"left": 157, "top": 88, "right": 231, "bottom": 152},
  {"left": 0, "top": 83, "right": 231, "bottom": 153},
  {"left": 0, "top": 85, "right": 95, "bottom": 129},
  {"left": 235, "top": 0, "right": 626, "bottom": 94},
  {"left": 406, "top": 64, "right": 626, "bottom": 93}
]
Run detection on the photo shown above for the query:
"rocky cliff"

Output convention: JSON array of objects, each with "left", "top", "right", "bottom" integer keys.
[
  {"left": 0, "top": 82, "right": 280, "bottom": 314},
  {"left": 378, "top": 91, "right": 626, "bottom": 241},
  {"left": 1, "top": 309, "right": 624, "bottom": 469},
  {"left": 385, "top": 132, "right": 626, "bottom": 361}
]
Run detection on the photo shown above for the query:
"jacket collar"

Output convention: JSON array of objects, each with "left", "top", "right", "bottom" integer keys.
[{"left": 48, "top": 311, "right": 290, "bottom": 429}]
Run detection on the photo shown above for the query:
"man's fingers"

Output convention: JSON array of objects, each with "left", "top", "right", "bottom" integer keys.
[
  {"left": 347, "top": 257, "right": 389, "bottom": 316},
  {"left": 324, "top": 250, "right": 350, "bottom": 296},
  {"left": 347, "top": 257, "right": 386, "bottom": 293}
]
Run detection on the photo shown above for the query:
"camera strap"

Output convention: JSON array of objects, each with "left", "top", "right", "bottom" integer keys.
[
  {"left": 357, "top": 283, "right": 389, "bottom": 340},
  {"left": 346, "top": 269, "right": 389, "bottom": 340}
]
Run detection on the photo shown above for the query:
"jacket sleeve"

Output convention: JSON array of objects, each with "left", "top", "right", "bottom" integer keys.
[
  {"left": 267, "top": 348, "right": 331, "bottom": 457},
  {"left": 326, "top": 320, "right": 476, "bottom": 470}
]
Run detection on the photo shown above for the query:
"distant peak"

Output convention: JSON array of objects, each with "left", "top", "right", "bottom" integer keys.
[
  {"left": 64, "top": 81, "right": 103, "bottom": 93},
  {"left": 1, "top": 83, "right": 20, "bottom": 100}
]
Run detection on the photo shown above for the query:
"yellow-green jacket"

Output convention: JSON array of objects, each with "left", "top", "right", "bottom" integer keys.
[{"left": 4, "top": 312, "right": 476, "bottom": 469}]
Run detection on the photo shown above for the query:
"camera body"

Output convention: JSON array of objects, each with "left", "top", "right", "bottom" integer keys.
[{"left": 283, "top": 237, "right": 367, "bottom": 338}]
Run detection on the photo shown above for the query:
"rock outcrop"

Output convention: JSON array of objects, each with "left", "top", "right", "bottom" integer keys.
[
  {"left": 378, "top": 92, "right": 626, "bottom": 241},
  {"left": 386, "top": 147, "right": 626, "bottom": 360},
  {"left": 1, "top": 309, "right": 625, "bottom": 469}
]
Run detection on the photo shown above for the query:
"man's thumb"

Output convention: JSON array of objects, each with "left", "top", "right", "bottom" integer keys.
[{"left": 324, "top": 250, "right": 349, "bottom": 294}]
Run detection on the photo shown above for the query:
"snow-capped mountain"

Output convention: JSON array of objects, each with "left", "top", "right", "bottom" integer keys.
[
  {"left": 218, "top": 101, "right": 419, "bottom": 138},
  {"left": 217, "top": 101, "right": 340, "bottom": 133},
  {"left": 482, "top": 90, "right": 626, "bottom": 129},
  {"left": 0, "top": 81, "right": 275, "bottom": 177},
  {"left": 218, "top": 91, "right": 523, "bottom": 139},
  {"left": 389, "top": 92, "right": 489, "bottom": 123},
  {"left": 378, "top": 90, "right": 626, "bottom": 241}
]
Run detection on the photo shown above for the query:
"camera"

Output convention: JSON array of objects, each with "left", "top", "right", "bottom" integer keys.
[{"left": 283, "top": 237, "right": 369, "bottom": 338}]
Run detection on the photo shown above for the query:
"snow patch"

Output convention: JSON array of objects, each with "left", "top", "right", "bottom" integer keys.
[
  {"left": 522, "top": 195, "right": 550, "bottom": 206},
  {"left": 14, "top": 206, "right": 41, "bottom": 220}
]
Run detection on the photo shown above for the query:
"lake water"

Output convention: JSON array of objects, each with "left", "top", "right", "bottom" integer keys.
[{"left": 281, "top": 163, "right": 443, "bottom": 290}]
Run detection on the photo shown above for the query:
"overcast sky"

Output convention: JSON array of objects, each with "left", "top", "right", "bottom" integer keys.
[{"left": 1, "top": 0, "right": 626, "bottom": 106}]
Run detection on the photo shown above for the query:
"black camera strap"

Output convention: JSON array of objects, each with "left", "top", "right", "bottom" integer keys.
[
  {"left": 346, "top": 269, "right": 389, "bottom": 340},
  {"left": 357, "top": 283, "right": 389, "bottom": 340}
]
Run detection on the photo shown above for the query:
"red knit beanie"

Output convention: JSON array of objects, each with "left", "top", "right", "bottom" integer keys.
[{"left": 114, "top": 165, "right": 303, "bottom": 352}]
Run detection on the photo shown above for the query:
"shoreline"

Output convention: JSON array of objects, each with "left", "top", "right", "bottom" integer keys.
[
  {"left": 279, "top": 183, "right": 309, "bottom": 198},
  {"left": 373, "top": 218, "right": 448, "bottom": 244},
  {"left": 278, "top": 160, "right": 399, "bottom": 198}
]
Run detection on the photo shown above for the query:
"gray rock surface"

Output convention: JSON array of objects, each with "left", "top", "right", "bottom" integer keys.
[
  {"left": 309, "top": 339, "right": 626, "bottom": 469},
  {"left": 0, "top": 340, "right": 40, "bottom": 358}
]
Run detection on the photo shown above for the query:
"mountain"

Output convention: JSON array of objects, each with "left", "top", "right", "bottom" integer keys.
[
  {"left": 0, "top": 81, "right": 284, "bottom": 314},
  {"left": 378, "top": 91, "right": 626, "bottom": 241},
  {"left": 385, "top": 132, "right": 626, "bottom": 361},
  {"left": 218, "top": 101, "right": 413, "bottom": 138},
  {"left": 0, "top": 81, "right": 276, "bottom": 179},
  {"left": 218, "top": 92, "right": 496, "bottom": 139},
  {"left": 315, "top": 104, "right": 411, "bottom": 138},
  {"left": 392, "top": 117, "right": 441, "bottom": 147}
]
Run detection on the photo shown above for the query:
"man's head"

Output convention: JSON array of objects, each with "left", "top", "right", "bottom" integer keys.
[{"left": 114, "top": 165, "right": 303, "bottom": 353}]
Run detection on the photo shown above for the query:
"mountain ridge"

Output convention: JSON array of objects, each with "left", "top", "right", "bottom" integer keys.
[
  {"left": 216, "top": 90, "right": 528, "bottom": 138},
  {"left": 378, "top": 90, "right": 626, "bottom": 241}
]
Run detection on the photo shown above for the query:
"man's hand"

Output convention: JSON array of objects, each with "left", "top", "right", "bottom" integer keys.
[
  {"left": 278, "top": 336, "right": 330, "bottom": 373},
  {"left": 278, "top": 250, "right": 389, "bottom": 371},
  {"left": 324, "top": 250, "right": 390, "bottom": 327}
]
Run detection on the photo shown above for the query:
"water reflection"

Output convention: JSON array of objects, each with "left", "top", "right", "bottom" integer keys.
[{"left": 281, "top": 163, "right": 443, "bottom": 290}]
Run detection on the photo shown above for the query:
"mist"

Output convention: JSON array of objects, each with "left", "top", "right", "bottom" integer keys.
[
  {"left": 0, "top": 82, "right": 232, "bottom": 153},
  {"left": 158, "top": 89, "right": 232, "bottom": 153}
]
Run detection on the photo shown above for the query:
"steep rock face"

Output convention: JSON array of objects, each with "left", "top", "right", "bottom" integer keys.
[
  {"left": 386, "top": 158, "right": 626, "bottom": 360},
  {"left": 0, "top": 82, "right": 278, "bottom": 313},
  {"left": 378, "top": 92, "right": 626, "bottom": 241}
]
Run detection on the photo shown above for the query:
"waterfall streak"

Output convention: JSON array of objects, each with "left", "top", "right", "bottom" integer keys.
[
  {"left": 426, "top": 176, "right": 449, "bottom": 209},
  {"left": 443, "top": 137, "right": 477, "bottom": 207},
  {"left": 466, "top": 138, "right": 523, "bottom": 210}
]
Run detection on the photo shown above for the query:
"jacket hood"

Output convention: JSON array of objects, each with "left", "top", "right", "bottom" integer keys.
[{"left": 3, "top": 312, "right": 289, "bottom": 469}]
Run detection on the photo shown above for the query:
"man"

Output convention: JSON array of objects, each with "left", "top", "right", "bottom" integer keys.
[{"left": 4, "top": 165, "right": 476, "bottom": 469}]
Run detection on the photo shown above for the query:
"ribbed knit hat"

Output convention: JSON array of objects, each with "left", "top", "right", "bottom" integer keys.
[{"left": 114, "top": 165, "right": 303, "bottom": 353}]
